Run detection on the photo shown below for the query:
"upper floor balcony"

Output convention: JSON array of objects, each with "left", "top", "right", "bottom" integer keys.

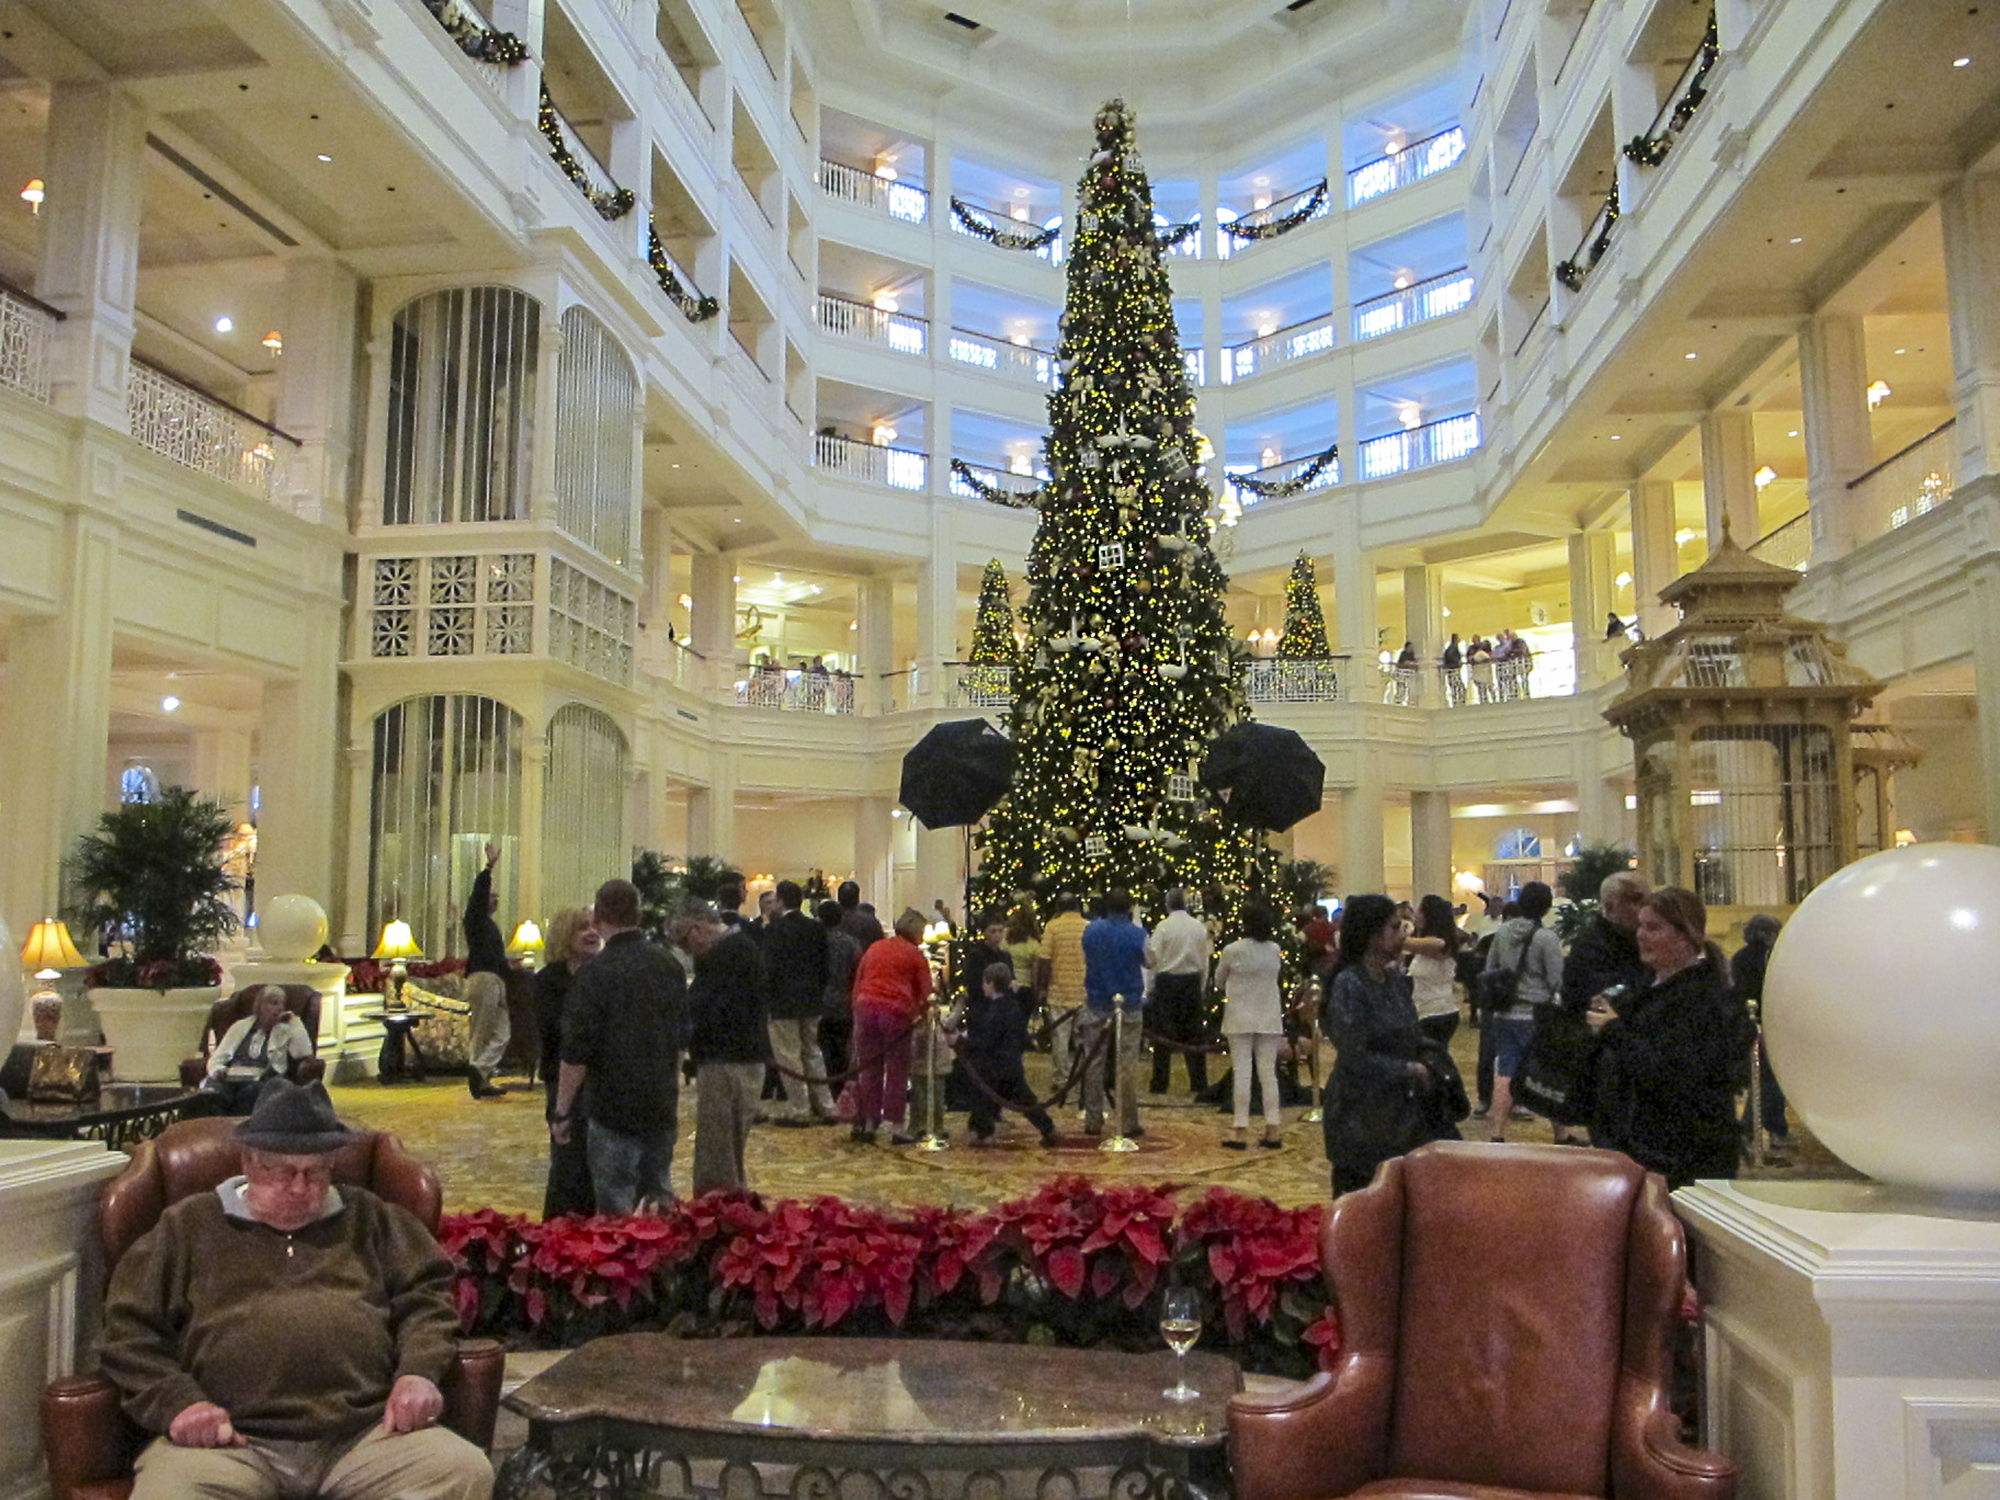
[
  {"left": 1219, "top": 316, "right": 1338, "bottom": 385},
  {"left": 1347, "top": 127, "right": 1466, "bottom": 208},
  {"left": 127, "top": 359, "right": 300, "bottom": 509},
  {"left": 816, "top": 292, "right": 928, "bottom": 356},
  {"left": 0, "top": 279, "right": 58, "bottom": 404},
  {"left": 813, "top": 430, "right": 928, "bottom": 491},
  {"left": 1357, "top": 411, "right": 1481, "bottom": 481},
  {"left": 1352, "top": 268, "right": 1475, "bottom": 342},
  {"left": 816, "top": 159, "right": 930, "bottom": 225}
]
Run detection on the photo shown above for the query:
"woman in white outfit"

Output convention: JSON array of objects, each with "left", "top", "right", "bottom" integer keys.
[{"left": 1215, "top": 902, "right": 1286, "bottom": 1150}]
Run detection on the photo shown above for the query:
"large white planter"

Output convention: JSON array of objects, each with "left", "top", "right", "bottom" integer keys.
[{"left": 89, "top": 985, "right": 223, "bottom": 1081}]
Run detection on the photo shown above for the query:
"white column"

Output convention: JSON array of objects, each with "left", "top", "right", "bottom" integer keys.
[
  {"left": 857, "top": 575, "right": 895, "bottom": 711},
  {"left": 1699, "top": 407, "right": 1761, "bottom": 547},
  {"left": 1342, "top": 751, "right": 1386, "bottom": 894},
  {"left": 1332, "top": 503, "right": 1378, "bottom": 659},
  {"left": 1409, "top": 790, "right": 1453, "bottom": 901},
  {"left": 915, "top": 507, "right": 958, "bottom": 697},
  {"left": 1402, "top": 564, "right": 1441, "bottom": 662},
  {"left": 912, "top": 824, "right": 962, "bottom": 921},
  {"left": 0, "top": 515, "right": 116, "bottom": 932},
  {"left": 255, "top": 609, "right": 341, "bottom": 914},
  {"left": 37, "top": 83, "right": 145, "bottom": 430},
  {"left": 1628, "top": 480, "right": 1678, "bottom": 639},
  {"left": 689, "top": 550, "right": 737, "bottom": 692},
  {"left": 1798, "top": 313, "right": 1874, "bottom": 562},
  {"left": 528, "top": 316, "right": 565, "bottom": 525},
  {"left": 337, "top": 735, "right": 374, "bottom": 954},
  {"left": 1574, "top": 727, "right": 1623, "bottom": 846},
  {"left": 639, "top": 511, "right": 673, "bottom": 625},
  {"left": 272, "top": 257, "right": 359, "bottom": 527},
  {"left": 688, "top": 754, "right": 737, "bottom": 860},
  {"left": 191, "top": 731, "right": 255, "bottom": 829},
  {"left": 1968, "top": 556, "right": 2000, "bottom": 843},
  {"left": 1941, "top": 171, "right": 2000, "bottom": 489},
  {"left": 520, "top": 733, "right": 548, "bottom": 927},
  {"left": 1568, "top": 530, "right": 1615, "bottom": 684},
  {"left": 854, "top": 794, "right": 895, "bottom": 908}
]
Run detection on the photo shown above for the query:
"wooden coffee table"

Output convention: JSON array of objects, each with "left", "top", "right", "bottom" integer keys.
[{"left": 497, "top": 1334, "right": 1239, "bottom": 1500}]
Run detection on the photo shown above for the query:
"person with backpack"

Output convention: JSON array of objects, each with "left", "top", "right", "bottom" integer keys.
[{"left": 1478, "top": 880, "right": 1563, "bottom": 1142}]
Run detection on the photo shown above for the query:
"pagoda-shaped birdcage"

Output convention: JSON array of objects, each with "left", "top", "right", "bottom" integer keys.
[{"left": 1604, "top": 530, "right": 1882, "bottom": 907}]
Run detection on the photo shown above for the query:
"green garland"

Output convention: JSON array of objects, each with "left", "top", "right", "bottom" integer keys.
[
  {"left": 1554, "top": 178, "right": 1621, "bottom": 291},
  {"left": 646, "top": 220, "right": 719, "bottom": 322},
  {"left": 951, "top": 458, "right": 1045, "bottom": 509},
  {"left": 419, "top": 0, "right": 528, "bottom": 64},
  {"left": 538, "top": 84, "right": 635, "bottom": 221},
  {"left": 1229, "top": 442, "right": 1339, "bottom": 499},
  {"left": 951, "top": 197, "right": 1062, "bottom": 251},
  {"left": 1622, "top": 13, "right": 1719, "bottom": 166},
  {"left": 1152, "top": 220, "right": 1200, "bottom": 252},
  {"left": 1220, "top": 182, "right": 1327, "bottom": 242}
]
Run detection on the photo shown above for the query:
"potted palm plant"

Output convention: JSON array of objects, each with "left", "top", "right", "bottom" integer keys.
[{"left": 69, "top": 786, "right": 238, "bottom": 1080}]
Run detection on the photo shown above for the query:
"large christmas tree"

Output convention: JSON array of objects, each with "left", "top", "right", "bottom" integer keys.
[
  {"left": 975, "top": 99, "right": 1266, "bottom": 912},
  {"left": 968, "top": 560, "right": 1019, "bottom": 666}
]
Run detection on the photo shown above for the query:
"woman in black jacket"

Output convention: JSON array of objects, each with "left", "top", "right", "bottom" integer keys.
[
  {"left": 1585, "top": 886, "right": 1748, "bottom": 1188},
  {"left": 534, "top": 906, "right": 602, "bottom": 1217}
]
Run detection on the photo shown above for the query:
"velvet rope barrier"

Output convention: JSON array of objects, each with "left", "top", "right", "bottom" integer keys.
[{"left": 948, "top": 1021, "right": 1113, "bottom": 1117}]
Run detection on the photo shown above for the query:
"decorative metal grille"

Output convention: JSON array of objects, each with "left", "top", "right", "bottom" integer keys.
[
  {"left": 126, "top": 362, "right": 287, "bottom": 499},
  {"left": 0, "top": 284, "right": 56, "bottom": 403},
  {"left": 543, "top": 704, "right": 628, "bottom": 908},
  {"left": 554, "top": 307, "right": 638, "bottom": 564},
  {"left": 383, "top": 285, "right": 539, "bottom": 525},
  {"left": 549, "top": 558, "right": 636, "bottom": 685},
  {"left": 368, "top": 554, "right": 537, "bottom": 659}
]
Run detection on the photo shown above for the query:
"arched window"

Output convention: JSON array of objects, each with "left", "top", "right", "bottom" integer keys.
[
  {"left": 554, "top": 307, "right": 638, "bottom": 564},
  {"left": 368, "top": 694, "right": 524, "bottom": 955},
  {"left": 1496, "top": 827, "right": 1542, "bottom": 860},
  {"left": 119, "top": 765, "right": 158, "bottom": 804},
  {"left": 542, "top": 705, "right": 628, "bottom": 909},
  {"left": 383, "top": 286, "right": 540, "bottom": 525}
]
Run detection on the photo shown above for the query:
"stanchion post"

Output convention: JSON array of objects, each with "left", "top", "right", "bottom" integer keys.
[
  {"left": 1304, "top": 975, "right": 1325, "bottom": 1123},
  {"left": 1743, "top": 997, "right": 1764, "bottom": 1168},
  {"left": 917, "top": 998, "right": 950, "bottom": 1151},
  {"left": 1100, "top": 998, "right": 1140, "bottom": 1153}
]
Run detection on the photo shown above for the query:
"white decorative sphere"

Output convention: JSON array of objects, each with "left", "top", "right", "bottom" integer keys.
[
  {"left": 258, "top": 894, "right": 329, "bottom": 963},
  {"left": 1765, "top": 843, "right": 2000, "bottom": 1196},
  {"left": 0, "top": 916, "right": 22, "bottom": 1046}
]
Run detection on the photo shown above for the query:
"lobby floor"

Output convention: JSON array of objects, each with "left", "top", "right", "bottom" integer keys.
[{"left": 327, "top": 1027, "right": 1851, "bottom": 1216}]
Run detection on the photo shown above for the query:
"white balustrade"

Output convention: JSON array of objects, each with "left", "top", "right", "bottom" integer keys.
[
  {"left": 1357, "top": 412, "right": 1481, "bottom": 480},
  {"left": 948, "top": 198, "right": 1063, "bottom": 263},
  {"left": 1244, "top": 659, "right": 1349, "bottom": 703},
  {"left": 1351, "top": 268, "right": 1475, "bottom": 342},
  {"left": 126, "top": 362, "right": 293, "bottom": 500},
  {"left": 0, "top": 282, "right": 56, "bottom": 403},
  {"left": 1182, "top": 347, "right": 1205, "bottom": 387},
  {"left": 813, "top": 431, "right": 929, "bottom": 491},
  {"left": 946, "top": 663, "right": 1015, "bottom": 708},
  {"left": 1225, "top": 451, "right": 1340, "bottom": 508},
  {"left": 815, "top": 294, "right": 929, "bottom": 355},
  {"left": 1346, "top": 126, "right": 1467, "bottom": 206},
  {"left": 1749, "top": 513, "right": 1810, "bottom": 572},
  {"left": 946, "top": 328, "right": 1054, "bottom": 384},
  {"left": 1215, "top": 182, "right": 1331, "bottom": 260},
  {"left": 1849, "top": 420, "right": 1956, "bottom": 537},
  {"left": 816, "top": 160, "right": 930, "bottom": 223},
  {"left": 949, "top": 459, "right": 1045, "bottom": 503},
  {"left": 734, "top": 666, "right": 856, "bottom": 714},
  {"left": 1220, "top": 316, "right": 1337, "bottom": 384}
]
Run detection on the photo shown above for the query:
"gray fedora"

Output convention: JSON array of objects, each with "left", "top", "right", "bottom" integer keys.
[{"left": 233, "top": 1077, "right": 353, "bottom": 1155}]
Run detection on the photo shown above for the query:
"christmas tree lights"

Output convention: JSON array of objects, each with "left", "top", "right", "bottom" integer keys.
[
  {"left": 1276, "top": 553, "right": 1331, "bottom": 659},
  {"left": 974, "top": 99, "right": 1271, "bottom": 917}
]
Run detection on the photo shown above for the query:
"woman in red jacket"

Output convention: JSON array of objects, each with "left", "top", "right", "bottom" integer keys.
[{"left": 848, "top": 908, "right": 933, "bottom": 1144}]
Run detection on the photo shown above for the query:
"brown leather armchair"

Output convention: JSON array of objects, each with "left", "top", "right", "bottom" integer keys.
[
  {"left": 178, "top": 984, "right": 327, "bottom": 1090},
  {"left": 1227, "top": 1142, "right": 1736, "bottom": 1500},
  {"left": 40, "top": 1117, "right": 504, "bottom": 1500}
]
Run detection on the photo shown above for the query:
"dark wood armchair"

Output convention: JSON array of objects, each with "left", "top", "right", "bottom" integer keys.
[
  {"left": 1227, "top": 1142, "right": 1737, "bottom": 1500},
  {"left": 178, "top": 984, "right": 326, "bottom": 1090},
  {"left": 40, "top": 1117, "right": 503, "bottom": 1500}
]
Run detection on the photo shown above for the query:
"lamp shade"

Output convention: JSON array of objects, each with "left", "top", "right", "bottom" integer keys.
[
  {"left": 20, "top": 917, "right": 86, "bottom": 972},
  {"left": 371, "top": 919, "right": 423, "bottom": 963},
  {"left": 507, "top": 919, "right": 544, "bottom": 957}
]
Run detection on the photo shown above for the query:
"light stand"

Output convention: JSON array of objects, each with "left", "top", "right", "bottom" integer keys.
[
  {"left": 1099, "top": 1000, "right": 1140, "bottom": 1153},
  {"left": 1304, "top": 974, "right": 1325, "bottom": 1123},
  {"left": 916, "top": 997, "right": 950, "bottom": 1151}
]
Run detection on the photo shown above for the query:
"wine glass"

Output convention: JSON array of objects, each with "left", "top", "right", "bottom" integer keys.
[{"left": 1159, "top": 1286, "right": 1201, "bottom": 1402}]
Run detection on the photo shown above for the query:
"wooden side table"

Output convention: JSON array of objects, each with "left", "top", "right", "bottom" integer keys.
[{"left": 361, "top": 1010, "right": 429, "bottom": 1083}]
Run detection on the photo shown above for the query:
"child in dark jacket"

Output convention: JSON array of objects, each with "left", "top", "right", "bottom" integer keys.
[{"left": 961, "top": 963, "right": 1058, "bottom": 1146}]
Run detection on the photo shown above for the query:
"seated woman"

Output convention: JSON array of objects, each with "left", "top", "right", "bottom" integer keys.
[{"left": 203, "top": 985, "right": 316, "bottom": 1114}]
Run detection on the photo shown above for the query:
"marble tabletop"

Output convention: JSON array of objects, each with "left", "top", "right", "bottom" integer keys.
[{"left": 506, "top": 1334, "right": 1243, "bottom": 1449}]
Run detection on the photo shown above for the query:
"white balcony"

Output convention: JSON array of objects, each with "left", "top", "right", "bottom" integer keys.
[
  {"left": 1216, "top": 182, "right": 1331, "bottom": 260},
  {"left": 126, "top": 360, "right": 295, "bottom": 502},
  {"left": 735, "top": 665, "right": 857, "bottom": 714},
  {"left": 816, "top": 293, "right": 928, "bottom": 356},
  {"left": 1220, "top": 316, "right": 1337, "bottom": 385},
  {"left": 1852, "top": 419, "right": 1956, "bottom": 537},
  {"left": 1352, "top": 268, "right": 1475, "bottom": 342},
  {"left": 1357, "top": 411, "right": 1481, "bottom": 480},
  {"left": 0, "top": 279, "right": 58, "bottom": 403},
  {"left": 1346, "top": 126, "right": 1466, "bottom": 208},
  {"left": 816, "top": 159, "right": 930, "bottom": 224},
  {"left": 813, "top": 431, "right": 928, "bottom": 491},
  {"left": 945, "top": 327, "right": 1053, "bottom": 384}
]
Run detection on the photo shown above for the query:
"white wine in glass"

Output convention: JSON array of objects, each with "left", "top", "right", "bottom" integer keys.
[{"left": 1160, "top": 1287, "right": 1201, "bottom": 1401}]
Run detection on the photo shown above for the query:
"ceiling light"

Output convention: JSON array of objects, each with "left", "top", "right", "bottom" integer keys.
[
  {"left": 1788, "top": 429, "right": 1799, "bottom": 437},
  {"left": 160, "top": 695, "right": 181, "bottom": 713},
  {"left": 1393, "top": 273, "right": 1412, "bottom": 290},
  {"left": 849, "top": 619, "right": 858, "bottom": 630},
  {"left": 1252, "top": 195, "right": 1272, "bottom": 211},
  {"left": 1894, "top": 347, "right": 1906, "bottom": 354},
  {"left": 732, "top": 517, "right": 743, "bottom": 524},
  {"left": 1754, "top": 464, "right": 1777, "bottom": 488},
  {"left": 1684, "top": 351, "right": 1697, "bottom": 360},
  {"left": 677, "top": 593, "right": 692, "bottom": 608},
  {"left": 871, "top": 424, "right": 897, "bottom": 445},
  {"left": 214, "top": 316, "right": 234, "bottom": 334},
  {"left": 261, "top": 330, "right": 283, "bottom": 354},
  {"left": 1256, "top": 320, "right": 1277, "bottom": 337},
  {"left": 733, "top": 574, "right": 743, "bottom": 583},
  {"left": 871, "top": 291, "right": 900, "bottom": 313},
  {"left": 1009, "top": 203, "right": 1030, "bottom": 222},
  {"left": 1614, "top": 571, "right": 1633, "bottom": 589},
  {"left": 1954, "top": 56, "right": 1971, "bottom": 67},
  {"left": 1866, "top": 378, "right": 1892, "bottom": 409},
  {"left": 1253, "top": 177, "right": 1270, "bottom": 187},
  {"left": 1788, "top": 237, "right": 1803, "bottom": 244},
  {"left": 315, "top": 153, "right": 333, "bottom": 163},
  {"left": 19, "top": 178, "right": 43, "bottom": 213},
  {"left": 1399, "top": 403, "right": 1423, "bottom": 430},
  {"left": 1013, "top": 187, "right": 1029, "bottom": 199},
  {"left": 1609, "top": 433, "right": 1622, "bottom": 441},
  {"left": 1674, "top": 528, "right": 1698, "bottom": 547}
]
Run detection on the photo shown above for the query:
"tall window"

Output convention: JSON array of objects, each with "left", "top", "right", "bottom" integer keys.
[
  {"left": 368, "top": 694, "right": 524, "bottom": 956},
  {"left": 384, "top": 286, "right": 540, "bottom": 525},
  {"left": 555, "top": 307, "right": 638, "bottom": 565},
  {"left": 542, "top": 705, "right": 628, "bottom": 909}
]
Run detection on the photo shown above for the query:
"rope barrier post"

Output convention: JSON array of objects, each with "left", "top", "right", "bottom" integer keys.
[
  {"left": 1743, "top": 997, "right": 1765, "bottom": 1169},
  {"left": 1100, "top": 997, "right": 1140, "bottom": 1154},
  {"left": 1304, "top": 975, "right": 1325, "bottom": 1124},
  {"left": 916, "top": 998, "right": 950, "bottom": 1152}
]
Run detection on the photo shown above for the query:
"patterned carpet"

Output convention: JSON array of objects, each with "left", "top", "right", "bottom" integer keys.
[{"left": 326, "top": 1029, "right": 1852, "bottom": 1217}]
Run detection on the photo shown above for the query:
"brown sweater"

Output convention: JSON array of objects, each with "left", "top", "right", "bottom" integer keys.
[{"left": 100, "top": 1186, "right": 460, "bottom": 1441}]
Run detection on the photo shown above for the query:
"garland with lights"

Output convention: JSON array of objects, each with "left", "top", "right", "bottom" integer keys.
[
  {"left": 969, "top": 561, "right": 1022, "bottom": 667},
  {"left": 1622, "top": 13, "right": 1720, "bottom": 166},
  {"left": 951, "top": 459, "right": 1046, "bottom": 510},
  {"left": 1276, "top": 553, "right": 1332, "bottom": 659},
  {"left": 1220, "top": 182, "right": 1327, "bottom": 242},
  {"left": 1554, "top": 178, "right": 1621, "bottom": 291},
  {"left": 419, "top": 0, "right": 528, "bottom": 63},
  {"left": 646, "top": 220, "right": 720, "bottom": 322},
  {"left": 538, "top": 84, "right": 636, "bottom": 221},
  {"left": 972, "top": 97, "right": 1277, "bottom": 921},
  {"left": 1228, "top": 442, "right": 1340, "bottom": 500},
  {"left": 1152, "top": 220, "right": 1200, "bottom": 252},
  {"left": 951, "top": 198, "right": 1063, "bottom": 251}
]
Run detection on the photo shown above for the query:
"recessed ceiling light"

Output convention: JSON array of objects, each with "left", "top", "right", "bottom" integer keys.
[
  {"left": 1609, "top": 433, "right": 1622, "bottom": 440},
  {"left": 1894, "top": 347, "right": 1906, "bottom": 354},
  {"left": 316, "top": 153, "right": 333, "bottom": 162},
  {"left": 1788, "top": 429, "right": 1799, "bottom": 437},
  {"left": 732, "top": 517, "right": 743, "bottom": 523},
  {"left": 1954, "top": 56, "right": 1971, "bottom": 67},
  {"left": 732, "top": 574, "right": 743, "bottom": 583},
  {"left": 214, "top": 316, "right": 233, "bottom": 333},
  {"left": 1788, "top": 237, "right": 1804, "bottom": 244},
  {"left": 160, "top": 695, "right": 181, "bottom": 713},
  {"left": 1684, "top": 351, "right": 1698, "bottom": 359}
]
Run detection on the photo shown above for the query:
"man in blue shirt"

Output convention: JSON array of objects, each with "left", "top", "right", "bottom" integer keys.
[{"left": 1079, "top": 890, "right": 1148, "bottom": 1137}]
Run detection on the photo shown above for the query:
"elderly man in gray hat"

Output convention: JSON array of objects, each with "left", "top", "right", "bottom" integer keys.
[{"left": 99, "top": 1078, "right": 491, "bottom": 1499}]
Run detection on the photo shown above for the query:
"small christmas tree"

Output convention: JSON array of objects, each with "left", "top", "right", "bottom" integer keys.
[
  {"left": 975, "top": 99, "right": 1270, "bottom": 915},
  {"left": 968, "top": 560, "right": 1019, "bottom": 666},
  {"left": 1276, "top": 553, "right": 1331, "bottom": 658}
]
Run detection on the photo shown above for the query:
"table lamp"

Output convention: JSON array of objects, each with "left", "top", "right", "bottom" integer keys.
[
  {"left": 371, "top": 919, "right": 423, "bottom": 1010},
  {"left": 19, "top": 916, "right": 86, "bottom": 1042},
  {"left": 507, "top": 919, "right": 544, "bottom": 970}
]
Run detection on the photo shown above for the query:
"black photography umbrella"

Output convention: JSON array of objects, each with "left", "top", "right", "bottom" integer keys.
[
  {"left": 1199, "top": 722, "right": 1325, "bottom": 832},
  {"left": 899, "top": 718, "right": 1017, "bottom": 829}
]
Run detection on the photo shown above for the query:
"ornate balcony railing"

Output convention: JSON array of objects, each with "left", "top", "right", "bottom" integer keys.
[
  {"left": 1346, "top": 126, "right": 1466, "bottom": 207},
  {"left": 1220, "top": 315, "right": 1337, "bottom": 384},
  {"left": 1622, "top": 11, "right": 1720, "bottom": 167},
  {"left": 1245, "top": 659, "right": 1349, "bottom": 703},
  {"left": 1182, "top": 347, "right": 1206, "bottom": 387},
  {"left": 538, "top": 87, "right": 633, "bottom": 219},
  {"left": 1352, "top": 268, "right": 1475, "bottom": 342},
  {"left": 945, "top": 662, "right": 1015, "bottom": 709},
  {"left": 126, "top": 360, "right": 298, "bottom": 500},
  {"left": 949, "top": 197, "right": 1063, "bottom": 263},
  {"left": 815, "top": 293, "right": 929, "bottom": 355},
  {"left": 1748, "top": 513, "right": 1810, "bottom": 572},
  {"left": 945, "top": 327, "right": 1054, "bottom": 384},
  {"left": 1357, "top": 412, "right": 1481, "bottom": 480},
  {"left": 813, "top": 431, "right": 929, "bottom": 491},
  {"left": 734, "top": 665, "right": 857, "bottom": 714},
  {"left": 1216, "top": 181, "right": 1330, "bottom": 259},
  {"left": 815, "top": 159, "right": 930, "bottom": 224},
  {"left": 1850, "top": 419, "right": 1957, "bottom": 536},
  {"left": 1555, "top": 179, "right": 1620, "bottom": 291},
  {"left": 1225, "top": 449, "right": 1340, "bottom": 508},
  {"left": 0, "top": 279, "right": 60, "bottom": 403},
  {"left": 950, "top": 459, "right": 1045, "bottom": 506}
]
